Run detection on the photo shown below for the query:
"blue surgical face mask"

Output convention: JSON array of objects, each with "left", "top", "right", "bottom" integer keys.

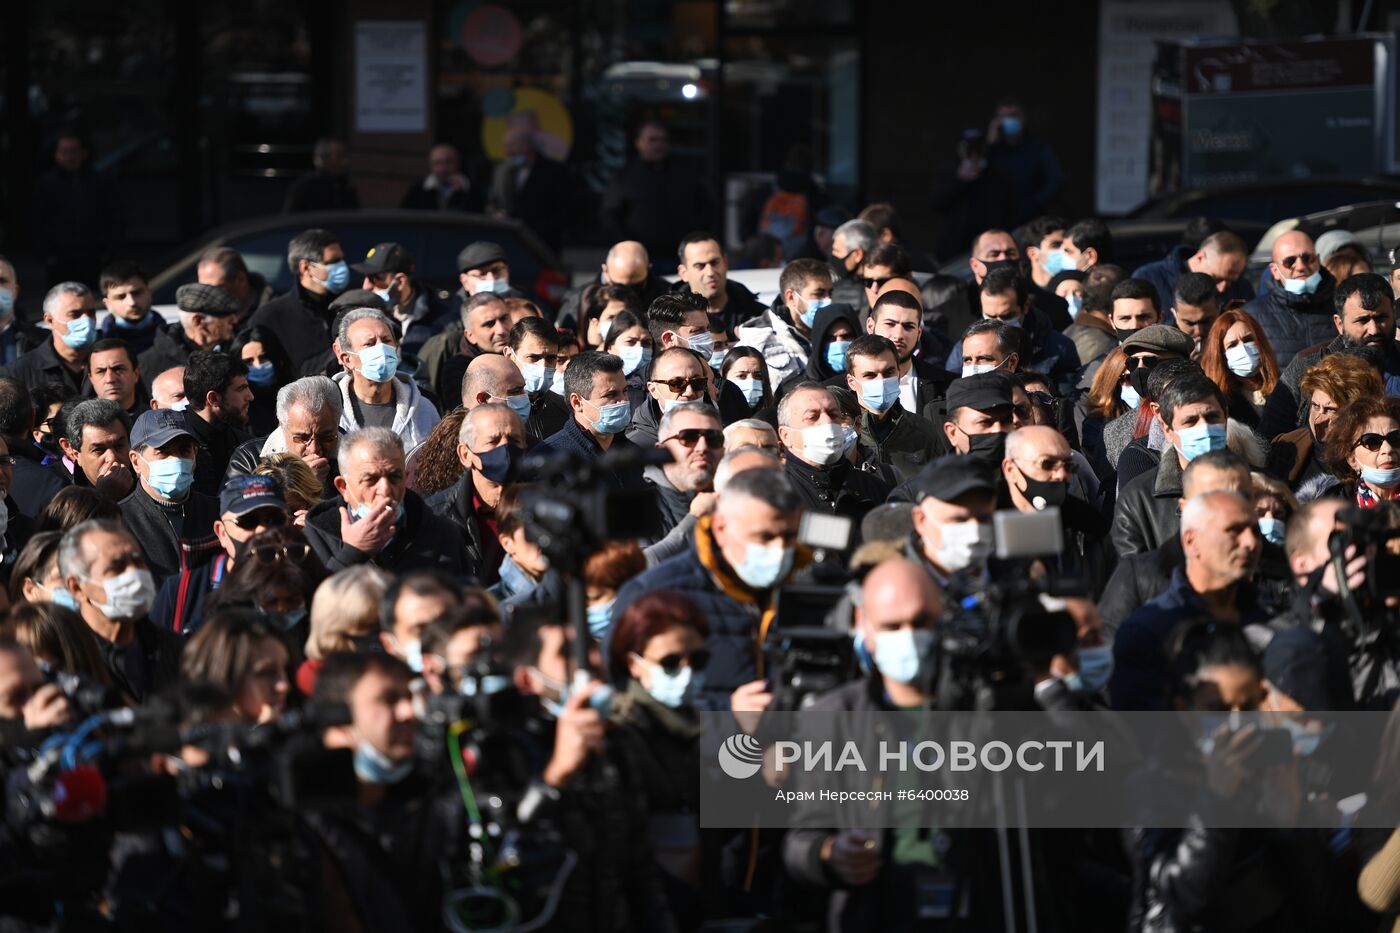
[
  {"left": 1174, "top": 421, "right": 1227, "bottom": 462},
  {"left": 496, "top": 392, "right": 532, "bottom": 419},
  {"left": 999, "top": 115, "right": 1023, "bottom": 137},
  {"left": 112, "top": 311, "right": 152, "bottom": 331},
  {"left": 1361, "top": 465, "right": 1400, "bottom": 489},
  {"left": 824, "top": 340, "right": 849, "bottom": 372},
  {"left": 0, "top": 288, "right": 13, "bottom": 319},
  {"left": 403, "top": 639, "right": 423, "bottom": 673},
  {"left": 1074, "top": 644, "right": 1114, "bottom": 694},
  {"left": 840, "top": 424, "right": 859, "bottom": 455},
  {"left": 585, "top": 398, "right": 631, "bottom": 435},
  {"left": 51, "top": 585, "right": 79, "bottom": 611},
  {"left": 266, "top": 605, "right": 308, "bottom": 630},
  {"left": 168, "top": 400, "right": 189, "bottom": 412},
  {"left": 685, "top": 332, "right": 714, "bottom": 357},
  {"left": 1042, "top": 250, "right": 1075, "bottom": 276},
  {"left": 635, "top": 655, "right": 698, "bottom": 708},
  {"left": 799, "top": 296, "right": 831, "bottom": 328},
  {"left": 872, "top": 628, "right": 935, "bottom": 686},
  {"left": 549, "top": 374, "right": 566, "bottom": 396},
  {"left": 1282, "top": 270, "right": 1322, "bottom": 296},
  {"left": 859, "top": 376, "right": 900, "bottom": 414},
  {"left": 459, "top": 673, "right": 512, "bottom": 697},
  {"left": 1065, "top": 294, "right": 1083, "bottom": 320},
  {"left": 320, "top": 261, "right": 351, "bottom": 294},
  {"left": 1120, "top": 383, "right": 1141, "bottom": 409},
  {"left": 988, "top": 315, "right": 1022, "bottom": 329},
  {"left": 354, "top": 740, "right": 413, "bottom": 785},
  {"left": 1257, "top": 516, "right": 1285, "bottom": 545},
  {"left": 246, "top": 361, "right": 276, "bottom": 386},
  {"left": 616, "top": 344, "right": 651, "bottom": 376},
  {"left": 485, "top": 277, "right": 511, "bottom": 295},
  {"left": 144, "top": 455, "right": 194, "bottom": 499},
  {"left": 587, "top": 600, "right": 614, "bottom": 639},
  {"left": 730, "top": 376, "right": 764, "bottom": 408},
  {"left": 60, "top": 315, "right": 95, "bottom": 351},
  {"left": 709, "top": 349, "right": 728, "bottom": 369},
  {"left": 351, "top": 501, "right": 406, "bottom": 526},
  {"left": 356, "top": 343, "right": 399, "bottom": 383},
  {"left": 733, "top": 542, "right": 794, "bottom": 589}
]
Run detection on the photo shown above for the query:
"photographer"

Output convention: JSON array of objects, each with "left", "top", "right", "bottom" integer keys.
[
  {"left": 610, "top": 467, "right": 805, "bottom": 712},
  {"left": 0, "top": 635, "right": 73, "bottom": 732}
]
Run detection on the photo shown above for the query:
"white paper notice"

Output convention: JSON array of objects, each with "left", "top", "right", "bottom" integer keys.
[{"left": 355, "top": 21, "right": 427, "bottom": 134}]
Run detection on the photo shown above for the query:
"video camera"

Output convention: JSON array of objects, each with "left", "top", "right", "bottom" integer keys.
[{"left": 1330, "top": 502, "right": 1400, "bottom": 612}]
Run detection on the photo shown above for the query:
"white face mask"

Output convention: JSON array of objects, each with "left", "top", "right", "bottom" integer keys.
[
  {"left": 797, "top": 423, "right": 845, "bottom": 466},
  {"left": 929, "top": 518, "right": 993, "bottom": 573},
  {"left": 88, "top": 568, "right": 156, "bottom": 620}
]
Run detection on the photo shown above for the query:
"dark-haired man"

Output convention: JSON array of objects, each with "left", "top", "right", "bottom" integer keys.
[
  {"left": 846, "top": 335, "right": 939, "bottom": 483},
  {"left": 0, "top": 378, "right": 67, "bottom": 516},
  {"left": 1061, "top": 218, "right": 1114, "bottom": 272},
  {"left": 86, "top": 339, "right": 148, "bottom": 417},
  {"left": 58, "top": 399, "right": 134, "bottom": 502},
  {"left": 1259, "top": 271, "right": 1400, "bottom": 439},
  {"left": 183, "top": 351, "right": 253, "bottom": 496},
  {"left": 501, "top": 317, "right": 570, "bottom": 441},
  {"left": 864, "top": 287, "right": 954, "bottom": 417},
  {"left": 736, "top": 258, "right": 831, "bottom": 385},
  {"left": 945, "top": 269, "right": 1080, "bottom": 394},
  {"left": 670, "top": 232, "right": 764, "bottom": 330},
  {"left": 1133, "top": 229, "right": 1253, "bottom": 313},
  {"left": 96, "top": 261, "right": 162, "bottom": 356},
  {"left": 1169, "top": 272, "right": 1221, "bottom": 358},
  {"left": 532, "top": 350, "right": 646, "bottom": 490},
  {"left": 247, "top": 228, "right": 350, "bottom": 375}
]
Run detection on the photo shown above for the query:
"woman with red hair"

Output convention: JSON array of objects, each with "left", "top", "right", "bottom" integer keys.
[{"left": 1198, "top": 307, "right": 1280, "bottom": 431}]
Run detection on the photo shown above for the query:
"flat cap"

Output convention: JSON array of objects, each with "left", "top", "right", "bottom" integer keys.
[
  {"left": 457, "top": 241, "right": 508, "bottom": 273},
  {"left": 130, "top": 408, "right": 195, "bottom": 450},
  {"left": 175, "top": 283, "right": 240, "bottom": 317},
  {"left": 352, "top": 242, "right": 414, "bottom": 276},
  {"left": 908, "top": 455, "right": 998, "bottom": 503},
  {"left": 945, "top": 371, "right": 1013, "bottom": 414},
  {"left": 1120, "top": 324, "right": 1194, "bottom": 358}
]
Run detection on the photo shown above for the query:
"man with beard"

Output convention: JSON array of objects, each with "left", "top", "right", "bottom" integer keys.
[
  {"left": 183, "top": 351, "right": 254, "bottom": 496},
  {"left": 1259, "top": 272, "right": 1400, "bottom": 439}
]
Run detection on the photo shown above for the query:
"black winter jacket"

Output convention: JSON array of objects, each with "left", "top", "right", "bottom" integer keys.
[
  {"left": 301, "top": 490, "right": 467, "bottom": 575},
  {"left": 1241, "top": 270, "right": 1338, "bottom": 369},
  {"left": 1111, "top": 450, "right": 1184, "bottom": 557}
]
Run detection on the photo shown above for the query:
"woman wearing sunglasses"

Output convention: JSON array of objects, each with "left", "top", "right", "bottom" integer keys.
[
  {"left": 1326, "top": 396, "right": 1400, "bottom": 507},
  {"left": 1198, "top": 308, "right": 1280, "bottom": 432},
  {"left": 607, "top": 589, "right": 710, "bottom": 917}
]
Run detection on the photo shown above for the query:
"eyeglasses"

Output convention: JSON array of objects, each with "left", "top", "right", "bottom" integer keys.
[
  {"left": 660, "top": 428, "right": 723, "bottom": 449},
  {"left": 249, "top": 541, "right": 311, "bottom": 565},
  {"left": 1124, "top": 355, "right": 1161, "bottom": 372},
  {"left": 862, "top": 276, "right": 894, "bottom": 290},
  {"left": 1356, "top": 430, "right": 1400, "bottom": 452},
  {"left": 650, "top": 376, "right": 708, "bottom": 394},
  {"left": 1013, "top": 456, "right": 1078, "bottom": 475},
  {"left": 637, "top": 649, "right": 711, "bottom": 676},
  {"left": 1279, "top": 251, "right": 1317, "bottom": 270},
  {"left": 233, "top": 509, "right": 288, "bottom": 531}
]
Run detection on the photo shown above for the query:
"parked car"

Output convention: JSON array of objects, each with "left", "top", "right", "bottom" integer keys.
[
  {"left": 1248, "top": 199, "right": 1400, "bottom": 267},
  {"left": 148, "top": 210, "right": 570, "bottom": 309},
  {"left": 1127, "top": 177, "right": 1400, "bottom": 226}
]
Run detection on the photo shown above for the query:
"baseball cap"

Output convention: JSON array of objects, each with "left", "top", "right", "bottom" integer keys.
[
  {"left": 908, "top": 455, "right": 998, "bottom": 503},
  {"left": 351, "top": 242, "right": 414, "bottom": 276},
  {"left": 130, "top": 409, "right": 195, "bottom": 450},
  {"left": 945, "top": 372, "right": 1013, "bottom": 414},
  {"left": 219, "top": 474, "right": 288, "bottom": 518}
]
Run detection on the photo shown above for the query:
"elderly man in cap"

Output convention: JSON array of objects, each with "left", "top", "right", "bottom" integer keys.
[
  {"left": 939, "top": 371, "right": 1016, "bottom": 467},
  {"left": 151, "top": 474, "right": 291, "bottom": 635},
  {"left": 4, "top": 281, "right": 98, "bottom": 395},
  {"left": 906, "top": 455, "right": 998, "bottom": 589},
  {"left": 138, "top": 283, "right": 239, "bottom": 389},
  {"left": 351, "top": 241, "right": 455, "bottom": 356},
  {"left": 118, "top": 408, "right": 221, "bottom": 582},
  {"left": 1099, "top": 324, "right": 1195, "bottom": 472},
  {"left": 247, "top": 228, "right": 350, "bottom": 375},
  {"left": 457, "top": 241, "right": 523, "bottom": 302}
]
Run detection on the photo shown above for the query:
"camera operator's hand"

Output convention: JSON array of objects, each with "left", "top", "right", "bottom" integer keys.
[
  {"left": 1204, "top": 724, "right": 1260, "bottom": 800},
  {"left": 543, "top": 682, "right": 606, "bottom": 789},
  {"left": 22, "top": 684, "right": 72, "bottom": 732},
  {"left": 731, "top": 680, "right": 773, "bottom": 734},
  {"left": 1319, "top": 545, "right": 1367, "bottom": 596},
  {"left": 340, "top": 494, "right": 397, "bottom": 554},
  {"left": 689, "top": 491, "right": 719, "bottom": 518},
  {"left": 822, "top": 829, "right": 882, "bottom": 886}
]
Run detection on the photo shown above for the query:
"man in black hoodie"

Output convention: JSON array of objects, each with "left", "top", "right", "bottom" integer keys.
[
  {"left": 789, "top": 302, "right": 859, "bottom": 401},
  {"left": 247, "top": 228, "right": 350, "bottom": 375},
  {"left": 669, "top": 232, "right": 764, "bottom": 331}
]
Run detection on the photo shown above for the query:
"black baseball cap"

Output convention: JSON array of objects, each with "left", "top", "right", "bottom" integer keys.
[
  {"left": 945, "top": 371, "right": 1013, "bottom": 414},
  {"left": 908, "top": 455, "right": 997, "bottom": 503},
  {"left": 351, "top": 242, "right": 414, "bottom": 276},
  {"left": 219, "top": 474, "right": 288, "bottom": 518}
]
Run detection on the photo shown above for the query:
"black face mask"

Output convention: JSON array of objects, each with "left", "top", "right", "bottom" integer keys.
[
  {"left": 1114, "top": 327, "right": 1140, "bottom": 344},
  {"left": 964, "top": 430, "right": 1006, "bottom": 465},
  {"left": 1016, "top": 472, "right": 1068, "bottom": 511},
  {"left": 1128, "top": 367, "right": 1152, "bottom": 398},
  {"left": 980, "top": 259, "right": 1020, "bottom": 278},
  {"left": 476, "top": 443, "right": 522, "bottom": 485}
]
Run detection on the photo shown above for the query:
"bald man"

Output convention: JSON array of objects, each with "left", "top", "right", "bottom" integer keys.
[
  {"left": 150, "top": 366, "right": 188, "bottom": 411},
  {"left": 1110, "top": 490, "right": 1264, "bottom": 710},
  {"left": 1243, "top": 229, "right": 1338, "bottom": 367},
  {"left": 461, "top": 354, "right": 528, "bottom": 413},
  {"left": 556, "top": 240, "right": 665, "bottom": 331},
  {"left": 783, "top": 557, "right": 942, "bottom": 898}
]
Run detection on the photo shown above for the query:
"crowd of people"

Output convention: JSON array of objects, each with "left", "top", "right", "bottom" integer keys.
[{"left": 8, "top": 138, "right": 1400, "bottom": 930}]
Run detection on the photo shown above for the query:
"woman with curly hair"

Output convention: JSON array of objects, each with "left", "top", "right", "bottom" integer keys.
[
  {"left": 406, "top": 406, "right": 467, "bottom": 496},
  {"left": 1324, "top": 395, "right": 1400, "bottom": 506},
  {"left": 1267, "top": 353, "right": 1383, "bottom": 496}
]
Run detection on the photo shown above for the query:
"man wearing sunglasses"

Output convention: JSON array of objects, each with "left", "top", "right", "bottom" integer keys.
[
  {"left": 119, "top": 408, "right": 221, "bottom": 584},
  {"left": 1244, "top": 229, "right": 1338, "bottom": 368},
  {"left": 641, "top": 401, "right": 724, "bottom": 564},
  {"left": 152, "top": 475, "right": 290, "bottom": 635},
  {"left": 1001, "top": 426, "right": 1109, "bottom": 591},
  {"left": 628, "top": 346, "right": 710, "bottom": 448},
  {"left": 859, "top": 242, "right": 912, "bottom": 314}
]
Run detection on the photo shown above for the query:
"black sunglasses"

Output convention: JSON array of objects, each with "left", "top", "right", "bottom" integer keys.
[
  {"left": 1279, "top": 251, "right": 1317, "bottom": 270},
  {"left": 1124, "top": 355, "right": 1162, "bottom": 372},
  {"left": 1356, "top": 430, "right": 1400, "bottom": 452},
  {"left": 861, "top": 275, "right": 894, "bottom": 290},
  {"left": 250, "top": 541, "right": 311, "bottom": 565},
  {"left": 233, "top": 509, "right": 288, "bottom": 531},
  {"left": 650, "top": 375, "right": 708, "bottom": 394},
  {"left": 661, "top": 428, "right": 723, "bottom": 449},
  {"left": 652, "top": 649, "right": 711, "bottom": 675}
]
